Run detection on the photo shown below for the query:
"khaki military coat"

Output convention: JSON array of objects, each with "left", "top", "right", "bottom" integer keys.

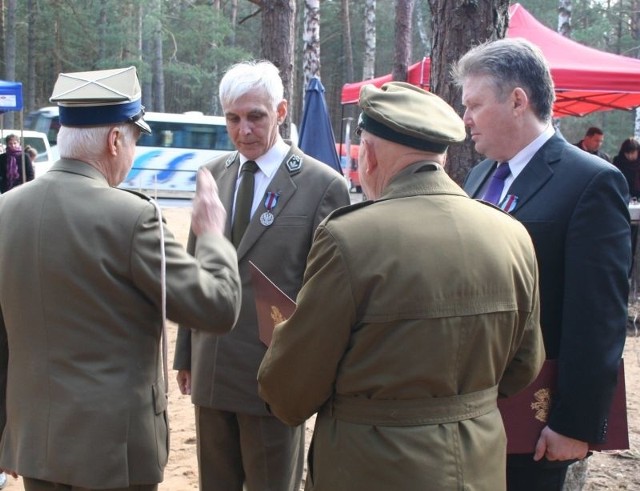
[
  {"left": 0, "top": 159, "right": 241, "bottom": 488},
  {"left": 258, "top": 162, "right": 545, "bottom": 491}
]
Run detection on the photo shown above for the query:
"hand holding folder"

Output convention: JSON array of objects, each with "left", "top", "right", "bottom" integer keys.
[
  {"left": 249, "top": 261, "right": 296, "bottom": 346},
  {"left": 498, "top": 360, "right": 628, "bottom": 453}
]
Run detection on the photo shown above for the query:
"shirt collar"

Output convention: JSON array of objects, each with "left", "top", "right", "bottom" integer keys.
[
  {"left": 507, "top": 124, "right": 555, "bottom": 180},
  {"left": 239, "top": 137, "right": 289, "bottom": 179}
]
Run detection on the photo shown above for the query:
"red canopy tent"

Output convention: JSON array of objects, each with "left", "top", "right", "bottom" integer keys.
[{"left": 341, "top": 3, "right": 640, "bottom": 118}]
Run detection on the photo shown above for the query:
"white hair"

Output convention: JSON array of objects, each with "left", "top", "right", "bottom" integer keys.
[
  {"left": 58, "top": 124, "right": 137, "bottom": 161},
  {"left": 219, "top": 60, "right": 284, "bottom": 111}
]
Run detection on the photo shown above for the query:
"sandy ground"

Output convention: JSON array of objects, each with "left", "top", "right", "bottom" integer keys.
[{"left": 3, "top": 203, "right": 639, "bottom": 490}]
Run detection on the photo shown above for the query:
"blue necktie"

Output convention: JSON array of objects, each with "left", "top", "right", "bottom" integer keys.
[{"left": 483, "top": 162, "right": 511, "bottom": 205}]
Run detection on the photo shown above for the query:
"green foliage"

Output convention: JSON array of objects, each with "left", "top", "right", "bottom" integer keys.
[{"left": 2, "top": 0, "right": 640, "bottom": 151}]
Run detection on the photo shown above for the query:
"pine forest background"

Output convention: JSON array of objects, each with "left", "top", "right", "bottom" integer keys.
[{"left": 2, "top": 0, "right": 640, "bottom": 170}]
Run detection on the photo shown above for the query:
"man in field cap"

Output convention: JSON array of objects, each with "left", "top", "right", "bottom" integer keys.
[
  {"left": 0, "top": 66, "right": 242, "bottom": 490},
  {"left": 258, "top": 81, "right": 545, "bottom": 491}
]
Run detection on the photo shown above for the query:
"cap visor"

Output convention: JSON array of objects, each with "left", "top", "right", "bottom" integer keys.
[{"left": 135, "top": 118, "right": 151, "bottom": 135}]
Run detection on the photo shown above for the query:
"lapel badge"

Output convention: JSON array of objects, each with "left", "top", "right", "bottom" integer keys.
[
  {"left": 260, "top": 191, "right": 280, "bottom": 227},
  {"left": 225, "top": 152, "right": 238, "bottom": 168},
  {"left": 285, "top": 155, "right": 302, "bottom": 175},
  {"left": 500, "top": 194, "right": 519, "bottom": 213}
]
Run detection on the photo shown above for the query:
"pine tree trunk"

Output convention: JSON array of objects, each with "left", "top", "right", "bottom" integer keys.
[
  {"left": 151, "top": 0, "right": 165, "bottom": 112},
  {"left": 261, "top": 0, "right": 296, "bottom": 139},
  {"left": 392, "top": 0, "right": 414, "bottom": 82},
  {"left": 427, "top": 0, "right": 509, "bottom": 185},
  {"left": 26, "top": 0, "right": 36, "bottom": 111},
  {"left": 4, "top": 0, "right": 17, "bottom": 127}
]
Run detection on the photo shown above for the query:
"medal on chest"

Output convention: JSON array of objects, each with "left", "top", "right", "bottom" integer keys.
[{"left": 260, "top": 191, "right": 280, "bottom": 227}]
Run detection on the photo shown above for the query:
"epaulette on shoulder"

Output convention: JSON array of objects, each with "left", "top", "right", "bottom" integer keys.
[
  {"left": 325, "top": 199, "right": 374, "bottom": 221},
  {"left": 120, "top": 188, "right": 153, "bottom": 202}
]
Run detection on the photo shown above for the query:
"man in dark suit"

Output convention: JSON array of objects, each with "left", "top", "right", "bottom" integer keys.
[
  {"left": 173, "top": 60, "right": 350, "bottom": 491},
  {"left": 455, "top": 38, "right": 631, "bottom": 491},
  {"left": 0, "top": 67, "right": 242, "bottom": 490}
]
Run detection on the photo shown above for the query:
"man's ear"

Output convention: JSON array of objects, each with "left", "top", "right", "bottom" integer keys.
[
  {"left": 108, "top": 127, "right": 120, "bottom": 156},
  {"left": 512, "top": 87, "right": 529, "bottom": 115},
  {"left": 363, "top": 141, "right": 378, "bottom": 174},
  {"left": 276, "top": 100, "right": 288, "bottom": 125}
]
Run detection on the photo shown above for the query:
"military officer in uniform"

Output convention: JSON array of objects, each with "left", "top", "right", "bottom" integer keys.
[
  {"left": 0, "top": 66, "right": 242, "bottom": 491},
  {"left": 173, "top": 60, "right": 350, "bottom": 491},
  {"left": 258, "top": 82, "right": 545, "bottom": 491}
]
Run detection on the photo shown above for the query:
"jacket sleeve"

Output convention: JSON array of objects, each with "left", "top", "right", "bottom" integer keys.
[
  {"left": 549, "top": 166, "right": 630, "bottom": 443},
  {"left": 258, "top": 224, "right": 355, "bottom": 426},
  {"left": 131, "top": 206, "right": 241, "bottom": 338},
  {"left": 499, "top": 261, "right": 545, "bottom": 398}
]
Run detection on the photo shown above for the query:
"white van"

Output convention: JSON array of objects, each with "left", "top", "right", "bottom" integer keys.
[{"left": 0, "top": 129, "right": 55, "bottom": 178}]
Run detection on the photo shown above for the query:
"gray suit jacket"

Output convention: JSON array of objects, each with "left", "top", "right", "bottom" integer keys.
[
  {"left": 174, "top": 144, "right": 350, "bottom": 415},
  {"left": 464, "top": 133, "right": 630, "bottom": 444},
  {"left": 0, "top": 159, "right": 241, "bottom": 488}
]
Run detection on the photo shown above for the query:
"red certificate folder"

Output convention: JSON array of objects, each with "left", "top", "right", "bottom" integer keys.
[
  {"left": 249, "top": 261, "right": 296, "bottom": 347},
  {"left": 498, "top": 359, "right": 628, "bottom": 454}
]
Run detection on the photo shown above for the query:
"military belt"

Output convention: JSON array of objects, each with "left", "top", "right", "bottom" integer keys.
[{"left": 329, "top": 385, "right": 498, "bottom": 426}]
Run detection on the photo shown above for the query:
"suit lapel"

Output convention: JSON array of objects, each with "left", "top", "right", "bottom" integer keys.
[
  {"left": 466, "top": 160, "right": 495, "bottom": 198},
  {"left": 507, "top": 134, "right": 563, "bottom": 213},
  {"left": 235, "top": 148, "right": 299, "bottom": 260},
  {"left": 214, "top": 153, "right": 240, "bottom": 238}
]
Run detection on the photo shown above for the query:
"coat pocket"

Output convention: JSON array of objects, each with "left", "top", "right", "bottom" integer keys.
[{"left": 152, "top": 382, "right": 169, "bottom": 468}]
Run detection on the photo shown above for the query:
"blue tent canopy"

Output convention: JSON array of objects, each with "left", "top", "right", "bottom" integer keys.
[{"left": 0, "top": 80, "right": 23, "bottom": 113}]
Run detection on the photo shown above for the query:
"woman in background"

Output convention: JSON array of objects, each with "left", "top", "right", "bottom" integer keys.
[
  {"left": 613, "top": 137, "right": 640, "bottom": 277},
  {"left": 613, "top": 137, "right": 640, "bottom": 198},
  {"left": 0, "top": 134, "right": 34, "bottom": 193}
]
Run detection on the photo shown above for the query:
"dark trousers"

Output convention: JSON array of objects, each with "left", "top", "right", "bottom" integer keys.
[
  {"left": 507, "top": 455, "right": 570, "bottom": 491},
  {"left": 23, "top": 478, "right": 157, "bottom": 491},
  {"left": 195, "top": 406, "right": 304, "bottom": 491}
]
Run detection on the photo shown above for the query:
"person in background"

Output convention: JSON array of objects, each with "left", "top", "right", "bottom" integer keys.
[
  {"left": 574, "top": 126, "right": 611, "bottom": 162},
  {"left": 0, "top": 66, "right": 242, "bottom": 491},
  {"left": 24, "top": 145, "right": 38, "bottom": 163},
  {"left": 613, "top": 137, "right": 640, "bottom": 276},
  {"left": 258, "top": 82, "right": 545, "bottom": 491},
  {"left": 457, "top": 38, "right": 630, "bottom": 491},
  {"left": 173, "top": 60, "right": 350, "bottom": 491},
  {"left": 0, "top": 134, "right": 34, "bottom": 193},
  {"left": 613, "top": 137, "right": 640, "bottom": 199}
]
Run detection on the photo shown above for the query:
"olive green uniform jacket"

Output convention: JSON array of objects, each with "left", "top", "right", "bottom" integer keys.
[
  {"left": 0, "top": 159, "right": 241, "bottom": 489},
  {"left": 258, "top": 162, "right": 545, "bottom": 491}
]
